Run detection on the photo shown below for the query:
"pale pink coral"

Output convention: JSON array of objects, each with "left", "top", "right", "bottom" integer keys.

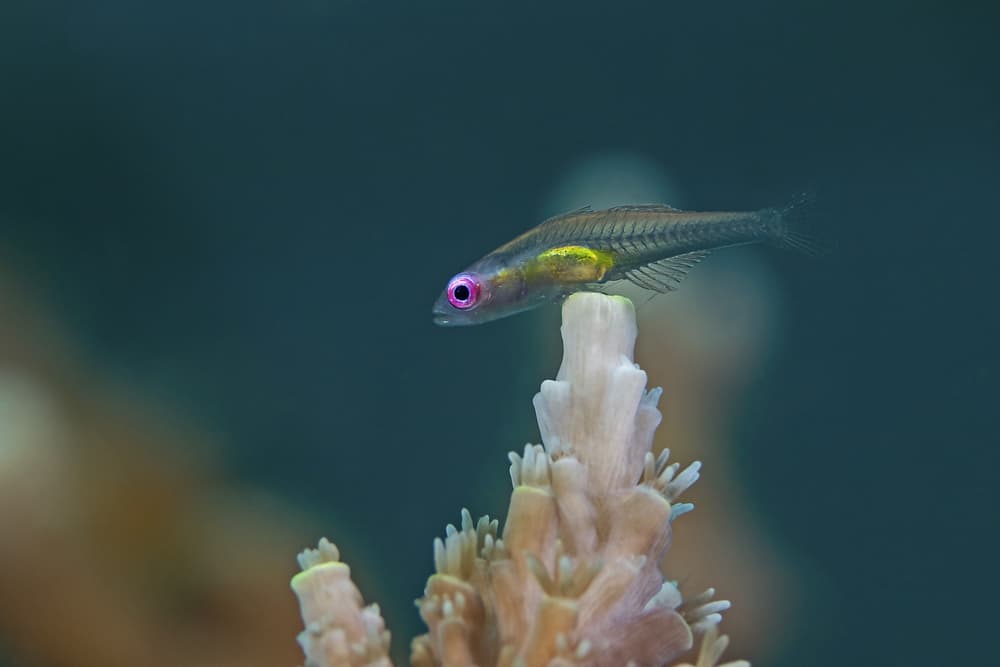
[
  {"left": 292, "top": 539, "right": 392, "bottom": 667},
  {"left": 292, "top": 293, "right": 745, "bottom": 667}
]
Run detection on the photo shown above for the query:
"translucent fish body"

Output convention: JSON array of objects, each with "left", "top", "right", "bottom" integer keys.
[{"left": 433, "top": 196, "right": 812, "bottom": 326}]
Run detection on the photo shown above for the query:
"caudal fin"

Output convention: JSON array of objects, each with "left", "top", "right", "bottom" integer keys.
[{"left": 768, "top": 191, "right": 828, "bottom": 256}]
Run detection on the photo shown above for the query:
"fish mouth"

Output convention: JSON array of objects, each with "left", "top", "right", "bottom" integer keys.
[{"left": 432, "top": 302, "right": 455, "bottom": 326}]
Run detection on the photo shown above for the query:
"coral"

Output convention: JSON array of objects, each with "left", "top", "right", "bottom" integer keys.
[{"left": 292, "top": 292, "right": 746, "bottom": 667}]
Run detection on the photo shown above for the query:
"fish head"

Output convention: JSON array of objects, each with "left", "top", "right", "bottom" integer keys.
[
  {"left": 432, "top": 270, "right": 487, "bottom": 326},
  {"left": 432, "top": 257, "right": 543, "bottom": 326}
]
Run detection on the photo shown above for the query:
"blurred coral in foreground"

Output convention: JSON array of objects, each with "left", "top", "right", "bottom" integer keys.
[
  {"left": 292, "top": 293, "right": 747, "bottom": 667},
  {"left": 0, "top": 265, "right": 312, "bottom": 667}
]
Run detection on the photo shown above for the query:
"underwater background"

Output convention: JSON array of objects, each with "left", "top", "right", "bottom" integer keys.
[{"left": 1, "top": 1, "right": 996, "bottom": 665}]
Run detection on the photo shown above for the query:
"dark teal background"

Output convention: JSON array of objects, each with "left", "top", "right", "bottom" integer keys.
[{"left": 1, "top": 1, "right": 997, "bottom": 665}]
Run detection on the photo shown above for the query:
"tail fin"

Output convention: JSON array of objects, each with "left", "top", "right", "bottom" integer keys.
[{"left": 768, "top": 191, "right": 828, "bottom": 256}]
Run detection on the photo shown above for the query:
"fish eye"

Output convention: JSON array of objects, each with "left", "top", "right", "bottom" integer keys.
[{"left": 447, "top": 273, "right": 481, "bottom": 310}]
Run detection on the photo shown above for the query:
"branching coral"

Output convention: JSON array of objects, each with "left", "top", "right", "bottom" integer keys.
[{"left": 292, "top": 292, "right": 747, "bottom": 667}]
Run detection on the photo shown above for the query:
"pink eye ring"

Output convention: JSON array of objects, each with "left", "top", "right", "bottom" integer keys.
[{"left": 447, "top": 273, "right": 481, "bottom": 310}]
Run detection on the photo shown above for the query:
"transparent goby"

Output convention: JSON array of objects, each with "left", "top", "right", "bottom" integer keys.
[{"left": 432, "top": 194, "right": 815, "bottom": 326}]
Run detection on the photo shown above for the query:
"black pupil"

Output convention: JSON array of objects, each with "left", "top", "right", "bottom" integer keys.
[{"left": 453, "top": 284, "right": 471, "bottom": 301}]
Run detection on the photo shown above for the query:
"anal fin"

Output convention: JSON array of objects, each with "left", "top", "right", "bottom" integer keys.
[{"left": 624, "top": 250, "right": 711, "bottom": 293}]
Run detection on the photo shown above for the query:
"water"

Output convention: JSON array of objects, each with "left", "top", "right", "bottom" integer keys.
[{"left": 0, "top": 2, "right": 996, "bottom": 665}]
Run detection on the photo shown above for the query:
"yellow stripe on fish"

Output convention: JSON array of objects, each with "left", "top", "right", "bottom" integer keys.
[{"left": 527, "top": 245, "right": 616, "bottom": 283}]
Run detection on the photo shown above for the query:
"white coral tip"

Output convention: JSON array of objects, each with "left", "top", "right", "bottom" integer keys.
[
  {"left": 297, "top": 537, "right": 341, "bottom": 571},
  {"left": 670, "top": 502, "right": 695, "bottom": 521},
  {"left": 433, "top": 537, "right": 445, "bottom": 574},
  {"left": 666, "top": 460, "right": 701, "bottom": 501}
]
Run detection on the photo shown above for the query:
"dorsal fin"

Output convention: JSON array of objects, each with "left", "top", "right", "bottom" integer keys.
[
  {"left": 623, "top": 250, "right": 711, "bottom": 293},
  {"left": 605, "top": 203, "right": 683, "bottom": 214}
]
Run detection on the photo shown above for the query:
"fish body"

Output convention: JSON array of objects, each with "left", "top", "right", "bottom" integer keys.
[{"left": 432, "top": 196, "right": 812, "bottom": 326}]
